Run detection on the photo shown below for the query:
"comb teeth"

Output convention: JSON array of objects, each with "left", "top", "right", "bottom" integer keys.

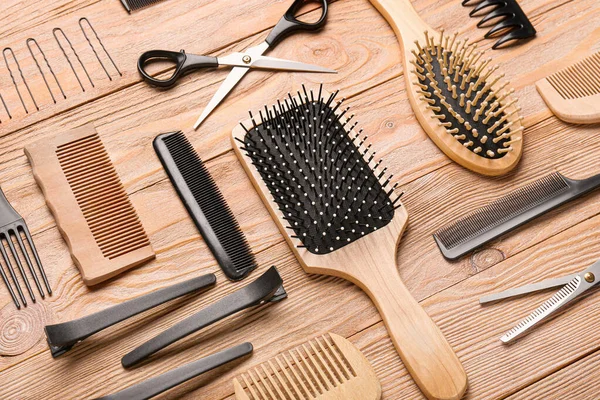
[
  {"left": 501, "top": 276, "right": 580, "bottom": 343},
  {"left": 462, "top": 0, "right": 536, "bottom": 49},
  {"left": 239, "top": 85, "right": 401, "bottom": 255},
  {"left": 56, "top": 133, "right": 151, "bottom": 259},
  {"left": 157, "top": 131, "right": 257, "bottom": 280},
  {"left": 236, "top": 334, "right": 357, "bottom": 399},
  {"left": 434, "top": 172, "right": 569, "bottom": 250},
  {"left": 545, "top": 51, "right": 600, "bottom": 100},
  {"left": 120, "top": 0, "right": 167, "bottom": 12},
  {"left": 411, "top": 31, "right": 523, "bottom": 159}
]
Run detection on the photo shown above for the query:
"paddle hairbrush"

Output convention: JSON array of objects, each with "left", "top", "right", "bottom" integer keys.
[
  {"left": 369, "top": 0, "right": 523, "bottom": 176},
  {"left": 232, "top": 86, "right": 467, "bottom": 400}
]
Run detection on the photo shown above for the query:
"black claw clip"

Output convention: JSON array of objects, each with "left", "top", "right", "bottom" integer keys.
[
  {"left": 462, "top": 0, "right": 536, "bottom": 49},
  {"left": 121, "top": 266, "right": 287, "bottom": 368},
  {"left": 45, "top": 274, "right": 217, "bottom": 357}
]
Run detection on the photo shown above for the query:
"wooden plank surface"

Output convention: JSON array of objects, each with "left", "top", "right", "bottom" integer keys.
[{"left": 0, "top": 0, "right": 599, "bottom": 398}]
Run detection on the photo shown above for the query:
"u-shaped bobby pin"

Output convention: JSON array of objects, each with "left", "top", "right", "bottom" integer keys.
[
  {"left": 53, "top": 27, "right": 94, "bottom": 91},
  {"left": 79, "top": 18, "right": 122, "bottom": 80},
  {"left": 27, "top": 38, "right": 66, "bottom": 103},
  {"left": 3, "top": 47, "right": 39, "bottom": 113}
]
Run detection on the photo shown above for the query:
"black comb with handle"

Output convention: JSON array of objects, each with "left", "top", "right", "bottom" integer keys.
[
  {"left": 154, "top": 132, "right": 257, "bottom": 281},
  {"left": 434, "top": 171, "right": 600, "bottom": 260}
]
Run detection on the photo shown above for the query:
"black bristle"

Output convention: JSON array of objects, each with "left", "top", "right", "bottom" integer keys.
[
  {"left": 154, "top": 131, "right": 257, "bottom": 280},
  {"left": 240, "top": 85, "right": 399, "bottom": 255}
]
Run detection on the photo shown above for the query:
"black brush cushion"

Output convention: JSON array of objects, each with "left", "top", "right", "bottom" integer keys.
[{"left": 241, "top": 93, "right": 396, "bottom": 255}]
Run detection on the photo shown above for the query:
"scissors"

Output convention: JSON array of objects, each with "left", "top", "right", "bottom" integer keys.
[
  {"left": 480, "top": 258, "right": 600, "bottom": 343},
  {"left": 137, "top": 0, "right": 335, "bottom": 130}
]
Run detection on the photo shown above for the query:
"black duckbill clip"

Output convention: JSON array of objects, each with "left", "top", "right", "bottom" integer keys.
[
  {"left": 45, "top": 274, "right": 216, "bottom": 357},
  {"left": 462, "top": 0, "right": 536, "bottom": 49},
  {"left": 95, "top": 343, "right": 253, "bottom": 400},
  {"left": 121, "top": 266, "right": 286, "bottom": 368}
]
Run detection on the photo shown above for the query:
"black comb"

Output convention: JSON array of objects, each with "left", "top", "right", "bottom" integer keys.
[
  {"left": 119, "top": 0, "right": 167, "bottom": 13},
  {"left": 154, "top": 132, "right": 257, "bottom": 280},
  {"left": 462, "top": 0, "right": 536, "bottom": 49},
  {"left": 236, "top": 85, "right": 402, "bottom": 253},
  {"left": 434, "top": 171, "right": 600, "bottom": 260}
]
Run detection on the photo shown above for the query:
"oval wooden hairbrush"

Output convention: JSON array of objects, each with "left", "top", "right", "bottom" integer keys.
[
  {"left": 369, "top": 0, "right": 524, "bottom": 176},
  {"left": 232, "top": 86, "right": 467, "bottom": 400}
]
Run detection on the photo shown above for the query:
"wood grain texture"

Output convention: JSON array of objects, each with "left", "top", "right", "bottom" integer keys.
[{"left": 0, "top": 0, "right": 599, "bottom": 398}]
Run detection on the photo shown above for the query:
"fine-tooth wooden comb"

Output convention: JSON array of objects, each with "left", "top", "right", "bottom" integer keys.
[
  {"left": 25, "top": 124, "right": 155, "bottom": 285},
  {"left": 232, "top": 86, "right": 467, "bottom": 400},
  {"left": 233, "top": 333, "right": 381, "bottom": 400},
  {"left": 368, "top": 0, "right": 524, "bottom": 176},
  {"left": 536, "top": 50, "right": 600, "bottom": 124}
]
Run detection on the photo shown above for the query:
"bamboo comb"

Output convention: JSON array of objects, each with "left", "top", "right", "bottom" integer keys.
[
  {"left": 25, "top": 124, "right": 155, "bottom": 285},
  {"left": 368, "top": 0, "right": 523, "bottom": 176},
  {"left": 232, "top": 87, "right": 467, "bottom": 400},
  {"left": 536, "top": 50, "right": 600, "bottom": 124},
  {"left": 233, "top": 333, "right": 380, "bottom": 400}
]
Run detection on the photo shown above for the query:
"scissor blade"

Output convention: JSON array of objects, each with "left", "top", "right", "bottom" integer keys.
[
  {"left": 479, "top": 275, "right": 576, "bottom": 304},
  {"left": 193, "top": 66, "right": 251, "bottom": 130},
  {"left": 500, "top": 275, "right": 583, "bottom": 343},
  {"left": 250, "top": 56, "right": 336, "bottom": 73}
]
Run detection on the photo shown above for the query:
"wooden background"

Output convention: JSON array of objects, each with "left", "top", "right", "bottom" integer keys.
[{"left": 0, "top": 0, "right": 598, "bottom": 398}]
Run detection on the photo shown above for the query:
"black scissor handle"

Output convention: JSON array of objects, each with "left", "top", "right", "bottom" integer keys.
[
  {"left": 137, "top": 49, "right": 218, "bottom": 88},
  {"left": 265, "top": 0, "right": 328, "bottom": 47}
]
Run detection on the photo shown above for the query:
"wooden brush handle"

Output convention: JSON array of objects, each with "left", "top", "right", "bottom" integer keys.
[
  {"left": 357, "top": 261, "right": 467, "bottom": 400},
  {"left": 368, "top": 0, "right": 432, "bottom": 45}
]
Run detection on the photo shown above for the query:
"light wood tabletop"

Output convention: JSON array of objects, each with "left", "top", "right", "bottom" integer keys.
[{"left": 0, "top": 0, "right": 598, "bottom": 399}]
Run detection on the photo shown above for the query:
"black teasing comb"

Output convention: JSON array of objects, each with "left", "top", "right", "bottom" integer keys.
[
  {"left": 154, "top": 132, "right": 257, "bottom": 281},
  {"left": 462, "top": 0, "right": 536, "bottom": 49}
]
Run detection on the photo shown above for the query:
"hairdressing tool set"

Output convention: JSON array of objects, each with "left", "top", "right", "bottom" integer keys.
[
  {"left": 25, "top": 124, "right": 155, "bottom": 285},
  {"left": 434, "top": 171, "right": 600, "bottom": 260},
  {"left": 232, "top": 86, "right": 467, "bottom": 400},
  {"left": 481, "top": 258, "right": 600, "bottom": 343},
  {"left": 0, "top": 187, "right": 51, "bottom": 309},
  {"left": 137, "top": 0, "right": 335, "bottom": 130},
  {"left": 233, "top": 333, "right": 380, "bottom": 400},
  {"left": 368, "top": 0, "right": 524, "bottom": 176},
  {"left": 461, "top": 0, "right": 536, "bottom": 49},
  {"left": 154, "top": 131, "right": 257, "bottom": 281},
  {"left": 536, "top": 50, "right": 600, "bottom": 124}
]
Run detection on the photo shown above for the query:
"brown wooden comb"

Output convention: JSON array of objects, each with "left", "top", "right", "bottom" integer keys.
[
  {"left": 25, "top": 123, "right": 155, "bottom": 285},
  {"left": 536, "top": 50, "right": 600, "bottom": 124},
  {"left": 233, "top": 333, "right": 381, "bottom": 400}
]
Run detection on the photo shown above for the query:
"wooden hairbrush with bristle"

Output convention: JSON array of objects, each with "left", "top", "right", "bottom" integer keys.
[
  {"left": 369, "top": 0, "right": 524, "bottom": 176},
  {"left": 232, "top": 86, "right": 467, "bottom": 400}
]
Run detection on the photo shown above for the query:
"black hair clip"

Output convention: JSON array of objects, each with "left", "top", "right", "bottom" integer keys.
[
  {"left": 462, "top": 0, "right": 536, "bottom": 49},
  {"left": 95, "top": 342, "right": 253, "bottom": 400},
  {"left": 45, "top": 274, "right": 217, "bottom": 357},
  {"left": 122, "top": 266, "right": 286, "bottom": 368}
]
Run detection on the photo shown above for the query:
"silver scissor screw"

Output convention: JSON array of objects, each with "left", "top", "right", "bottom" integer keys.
[{"left": 242, "top": 55, "right": 252, "bottom": 64}]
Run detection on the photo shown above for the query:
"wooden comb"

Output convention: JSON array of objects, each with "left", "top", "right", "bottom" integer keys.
[
  {"left": 25, "top": 124, "right": 155, "bottom": 285},
  {"left": 536, "top": 50, "right": 600, "bottom": 124},
  {"left": 367, "top": 0, "right": 523, "bottom": 176},
  {"left": 233, "top": 333, "right": 381, "bottom": 400},
  {"left": 232, "top": 88, "right": 467, "bottom": 400}
]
